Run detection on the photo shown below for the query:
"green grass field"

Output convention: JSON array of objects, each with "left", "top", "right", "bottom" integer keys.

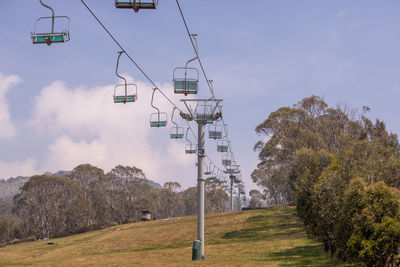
[{"left": 0, "top": 207, "right": 356, "bottom": 266}]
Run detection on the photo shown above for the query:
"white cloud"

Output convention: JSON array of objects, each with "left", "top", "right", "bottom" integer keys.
[
  {"left": 29, "top": 78, "right": 198, "bottom": 187},
  {"left": 44, "top": 136, "right": 109, "bottom": 172},
  {"left": 0, "top": 72, "right": 20, "bottom": 138},
  {"left": 0, "top": 158, "right": 38, "bottom": 179}
]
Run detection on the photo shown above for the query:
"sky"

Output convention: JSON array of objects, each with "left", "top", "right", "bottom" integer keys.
[{"left": 0, "top": 1, "right": 400, "bottom": 194}]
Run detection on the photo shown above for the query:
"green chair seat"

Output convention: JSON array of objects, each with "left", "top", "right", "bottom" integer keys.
[
  {"left": 115, "top": 1, "right": 156, "bottom": 10},
  {"left": 209, "top": 131, "right": 222, "bottom": 139},
  {"left": 151, "top": 121, "right": 166, "bottom": 127},
  {"left": 170, "top": 134, "right": 184, "bottom": 139},
  {"left": 226, "top": 168, "right": 239, "bottom": 174},
  {"left": 222, "top": 160, "right": 232, "bottom": 166},
  {"left": 32, "top": 33, "right": 66, "bottom": 44},
  {"left": 139, "top": 3, "right": 156, "bottom": 8},
  {"left": 174, "top": 80, "right": 198, "bottom": 93},
  {"left": 217, "top": 145, "right": 228, "bottom": 152},
  {"left": 114, "top": 95, "right": 136, "bottom": 103}
]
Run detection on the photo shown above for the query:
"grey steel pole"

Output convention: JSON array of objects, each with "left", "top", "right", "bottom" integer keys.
[
  {"left": 39, "top": 0, "right": 55, "bottom": 33},
  {"left": 238, "top": 188, "right": 241, "bottom": 211},
  {"left": 230, "top": 177, "right": 233, "bottom": 212},
  {"left": 197, "top": 122, "right": 205, "bottom": 259}
]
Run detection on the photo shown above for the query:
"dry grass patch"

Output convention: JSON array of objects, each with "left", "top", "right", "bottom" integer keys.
[{"left": 0, "top": 207, "right": 355, "bottom": 266}]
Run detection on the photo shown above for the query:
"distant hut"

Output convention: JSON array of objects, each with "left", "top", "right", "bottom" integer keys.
[{"left": 141, "top": 210, "right": 151, "bottom": 221}]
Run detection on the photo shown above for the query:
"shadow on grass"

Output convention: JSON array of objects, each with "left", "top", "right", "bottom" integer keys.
[
  {"left": 221, "top": 209, "right": 354, "bottom": 266},
  {"left": 265, "top": 245, "right": 349, "bottom": 267},
  {"left": 82, "top": 243, "right": 189, "bottom": 256},
  {"left": 222, "top": 211, "right": 304, "bottom": 241}
]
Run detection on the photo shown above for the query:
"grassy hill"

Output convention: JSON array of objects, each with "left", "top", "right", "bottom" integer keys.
[{"left": 0, "top": 207, "right": 354, "bottom": 266}]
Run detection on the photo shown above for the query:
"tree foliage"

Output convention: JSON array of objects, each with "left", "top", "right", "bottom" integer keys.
[
  {"left": 205, "top": 180, "right": 229, "bottom": 213},
  {"left": 253, "top": 96, "right": 400, "bottom": 265},
  {"left": 253, "top": 96, "right": 365, "bottom": 205},
  {"left": 249, "top": 189, "right": 265, "bottom": 209},
  {"left": 0, "top": 215, "right": 23, "bottom": 245},
  {"left": 6, "top": 164, "right": 230, "bottom": 243},
  {"left": 13, "top": 175, "right": 92, "bottom": 238}
]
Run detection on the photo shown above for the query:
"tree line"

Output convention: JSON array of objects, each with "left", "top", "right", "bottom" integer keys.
[
  {"left": 0, "top": 164, "right": 228, "bottom": 246},
  {"left": 253, "top": 96, "right": 400, "bottom": 266}
]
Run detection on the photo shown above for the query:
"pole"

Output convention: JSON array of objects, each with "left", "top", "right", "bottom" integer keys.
[
  {"left": 39, "top": 0, "right": 55, "bottom": 33},
  {"left": 238, "top": 188, "right": 241, "bottom": 211},
  {"left": 197, "top": 122, "right": 205, "bottom": 259},
  {"left": 230, "top": 177, "right": 233, "bottom": 212}
]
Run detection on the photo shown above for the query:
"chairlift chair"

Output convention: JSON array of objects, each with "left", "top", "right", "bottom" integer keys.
[
  {"left": 209, "top": 124, "right": 223, "bottom": 140},
  {"left": 217, "top": 139, "right": 229, "bottom": 152},
  {"left": 208, "top": 166, "right": 217, "bottom": 181},
  {"left": 216, "top": 172, "right": 225, "bottom": 184},
  {"left": 204, "top": 162, "right": 212, "bottom": 176},
  {"left": 185, "top": 128, "right": 197, "bottom": 154},
  {"left": 170, "top": 127, "right": 184, "bottom": 139},
  {"left": 194, "top": 102, "right": 214, "bottom": 123},
  {"left": 115, "top": 0, "right": 158, "bottom": 13},
  {"left": 217, "top": 126, "right": 229, "bottom": 151},
  {"left": 185, "top": 143, "right": 197, "bottom": 154},
  {"left": 222, "top": 153, "right": 233, "bottom": 166},
  {"left": 114, "top": 51, "right": 137, "bottom": 104},
  {"left": 173, "top": 68, "right": 199, "bottom": 95},
  {"left": 150, "top": 113, "right": 167, "bottom": 127},
  {"left": 31, "top": 0, "right": 70, "bottom": 45},
  {"left": 114, "top": 84, "right": 137, "bottom": 103},
  {"left": 214, "top": 171, "right": 222, "bottom": 183},
  {"left": 173, "top": 34, "right": 199, "bottom": 95},
  {"left": 226, "top": 164, "right": 240, "bottom": 174},
  {"left": 150, "top": 88, "right": 167, "bottom": 127},
  {"left": 170, "top": 107, "right": 184, "bottom": 139}
]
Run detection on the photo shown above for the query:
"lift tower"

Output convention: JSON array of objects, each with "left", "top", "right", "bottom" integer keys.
[
  {"left": 180, "top": 99, "right": 222, "bottom": 259},
  {"left": 225, "top": 165, "right": 240, "bottom": 211}
]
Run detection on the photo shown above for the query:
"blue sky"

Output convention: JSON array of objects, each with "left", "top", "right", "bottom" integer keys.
[{"left": 0, "top": 1, "right": 399, "bottom": 193}]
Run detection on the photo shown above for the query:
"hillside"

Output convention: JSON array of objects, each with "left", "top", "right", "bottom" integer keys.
[
  {"left": 0, "top": 207, "right": 354, "bottom": 266},
  {"left": 0, "top": 171, "right": 70, "bottom": 203},
  {"left": 0, "top": 176, "right": 29, "bottom": 201},
  {"left": 0, "top": 177, "right": 29, "bottom": 214}
]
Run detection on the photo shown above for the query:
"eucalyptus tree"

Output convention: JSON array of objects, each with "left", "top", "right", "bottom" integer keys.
[
  {"left": 205, "top": 180, "right": 229, "bottom": 213},
  {"left": 253, "top": 96, "right": 365, "bottom": 205},
  {"left": 13, "top": 175, "right": 92, "bottom": 238},
  {"left": 182, "top": 187, "right": 197, "bottom": 215},
  {"left": 249, "top": 189, "right": 265, "bottom": 209},
  {"left": 105, "top": 165, "right": 153, "bottom": 223},
  {"left": 69, "top": 164, "right": 109, "bottom": 225}
]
